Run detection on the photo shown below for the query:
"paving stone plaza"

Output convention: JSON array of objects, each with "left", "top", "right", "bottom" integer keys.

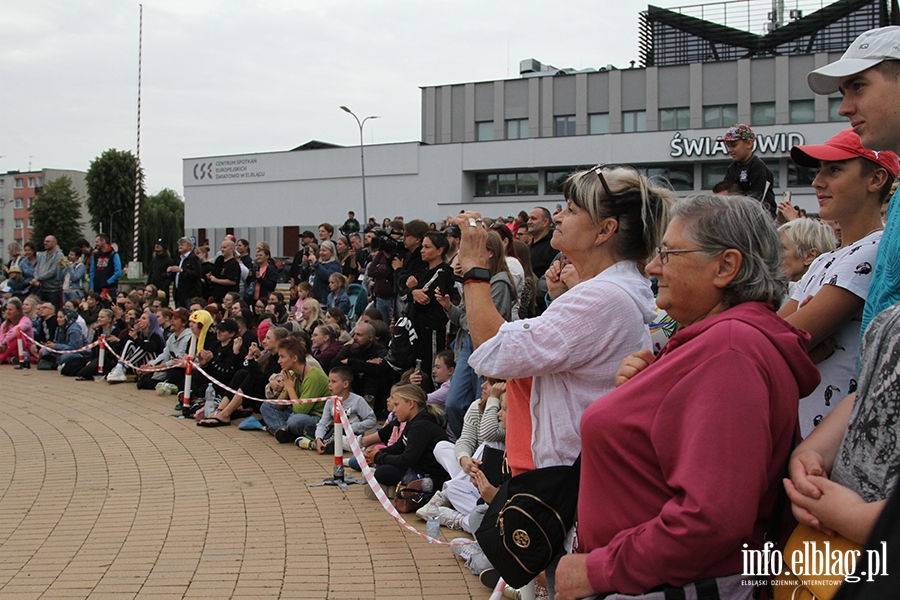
[{"left": 0, "top": 369, "right": 484, "bottom": 599}]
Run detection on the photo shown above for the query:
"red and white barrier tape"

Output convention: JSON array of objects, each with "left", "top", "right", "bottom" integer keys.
[
  {"left": 21, "top": 331, "right": 100, "bottom": 355},
  {"left": 338, "top": 408, "right": 476, "bottom": 547}
]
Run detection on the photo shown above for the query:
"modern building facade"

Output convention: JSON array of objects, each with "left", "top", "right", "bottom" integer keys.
[{"left": 183, "top": 0, "right": 895, "bottom": 256}]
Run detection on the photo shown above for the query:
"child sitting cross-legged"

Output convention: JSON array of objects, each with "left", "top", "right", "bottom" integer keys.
[{"left": 304, "top": 365, "right": 376, "bottom": 453}]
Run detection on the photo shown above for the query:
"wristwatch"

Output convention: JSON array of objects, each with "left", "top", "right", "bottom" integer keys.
[{"left": 462, "top": 267, "right": 491, "bottom": 283}]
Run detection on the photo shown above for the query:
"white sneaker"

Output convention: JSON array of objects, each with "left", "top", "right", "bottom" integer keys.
[
  {"left": 415, "top": 490, "right": 452, "bottom": 520},
  {"left": 106, "top": 364, "right": 126, "bottom": 383},
  {"left": 438, "top": 506, "right": 466, "bottom": 530}
]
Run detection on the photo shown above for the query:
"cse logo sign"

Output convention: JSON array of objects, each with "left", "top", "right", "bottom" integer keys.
[{"left": 192, "top": 163, "right": 213, "bottom": 181}]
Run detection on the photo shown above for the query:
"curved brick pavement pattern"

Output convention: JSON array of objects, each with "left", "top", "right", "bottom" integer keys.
[{"left": 0, "top": 369, "right": 484, "bottom": 599}]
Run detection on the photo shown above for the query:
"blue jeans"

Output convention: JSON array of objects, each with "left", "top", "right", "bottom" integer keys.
[
  {"left": 260, "top": 403, "right": 319, "bottom": 438},
  {"left": 444, "top": 332, "right": 481, "bottom": 438},
  {"left": 375, "top": 296, "right": 394, "bottom": 323}
]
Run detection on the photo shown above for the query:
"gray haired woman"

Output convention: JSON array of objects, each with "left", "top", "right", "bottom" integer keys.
[
  {"left": 555, "top": 195, "right": 822, "bottom": 600},
  {"left": 299, "top": 239, "right": 341, "bottom": 305}
]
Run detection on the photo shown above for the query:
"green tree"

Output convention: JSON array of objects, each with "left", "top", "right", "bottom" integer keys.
[
  {"left": 30, "top": 175, "right": 84, "bottom": 252},
  {"left": 85, "top": 148, "right": 145, "bottom": 263},
  {"left": 138, "top": 188, "right": 185, "bottom": 265}
]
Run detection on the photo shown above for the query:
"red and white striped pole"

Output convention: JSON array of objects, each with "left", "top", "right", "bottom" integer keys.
[
  {"left": 333, "top": 396, "right": 344, "bottom": 482},
  {"left": 97, "top": 334, "right": 106, "bottom": 375},
  {"left": 132, "top": 3, "right": 143, "bottom": 263},
  {"left": 182, "top": 334, "right": 197, "bottom": 409},
  {"left": 16, "top": 328, "right": 25, "bottom": 364}
]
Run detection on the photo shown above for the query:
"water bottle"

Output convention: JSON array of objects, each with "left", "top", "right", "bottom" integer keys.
[
  {"left": 204, "top": 383, "right": 218, "bottom": 417},
  {"left": 425, "top": 501, "right": 441, "bottom": 539}
]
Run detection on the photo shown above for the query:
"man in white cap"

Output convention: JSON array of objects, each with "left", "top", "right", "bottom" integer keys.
[{"left": 807, "top": 26, "right": 900, "bottom": 334}]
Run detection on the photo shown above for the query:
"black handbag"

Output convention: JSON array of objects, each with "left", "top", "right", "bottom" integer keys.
[{"left": 474, "top": 456, "right": 580, "bottom": 589}]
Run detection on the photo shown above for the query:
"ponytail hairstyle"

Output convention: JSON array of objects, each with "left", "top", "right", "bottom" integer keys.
[
  {"left": 562, "top": 165, "right": 674, "bottom": 262},
  {"left": 391, "top": 383, "right": 445, "bottom": 424}
]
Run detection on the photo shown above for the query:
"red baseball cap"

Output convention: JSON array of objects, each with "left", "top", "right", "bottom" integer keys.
[{"left": 790, "top": 129, "right": 900, "bottom": 179}]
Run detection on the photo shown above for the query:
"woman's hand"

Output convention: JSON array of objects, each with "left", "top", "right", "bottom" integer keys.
[
  {"left": 411, "top": 289, "right": 429, "bottom": 305},
  {"left": 471, "top": 469, "right": 497, "bottom": 503},
  {"left": 246, "top": 342, "right": 261, "bottom": 361},
  {"left": 459, "top": 456, "right": 481, "bottom": 476},
  {"left": 433, "top": 286, "right": 452, "bottom": 311},
  {"left": 451, "top": 211, "right": 491, "bottom": 273},
  {"left": 282, "top": 368, "right": 296, "bottom": 387},
  {"left": 788, "top": 449, "right": 828, "bottom": 499},
  {"left": 408, "top": 372, "right": 423, "bottom": 387},
  {"left": 778, "top": 200, "right": 800, "bottom": 222},
  {"left": 489, "top": 381, "right": 506, "bottom": 398},
  {"left": 232, "top": 337, "right": 243, "bottom": 355},
  {"left": 406, "top": 276, "right": 418, "bottom": 289},
  {"left": 555, "top": 554, "right": 596, "bottom": 600},
  {"left": 614, "top": 349, "right": 655, "bottom": 387},
  {"left": 269, "top": 376, "right": 285, "bottom": 394}
]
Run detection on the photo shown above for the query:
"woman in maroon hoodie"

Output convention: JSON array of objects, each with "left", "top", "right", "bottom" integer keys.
[
  {"left": 556, "top": 195, "right": 821, "bottom": 600},
  {"left": 310, "top": 324, "right": 344, "bottom": 373}
]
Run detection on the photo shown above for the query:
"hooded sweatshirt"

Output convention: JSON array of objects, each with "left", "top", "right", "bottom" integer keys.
[
  {"left": 468, "top": 259, "right": 656, "bottom": 468},
  {"left": 577, "top": 302, "right": 819, "bottom": 595}
]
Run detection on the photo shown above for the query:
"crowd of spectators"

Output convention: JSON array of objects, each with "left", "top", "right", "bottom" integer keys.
[{"left": 7, "top": 26, "right": 900, "bottom": 600}]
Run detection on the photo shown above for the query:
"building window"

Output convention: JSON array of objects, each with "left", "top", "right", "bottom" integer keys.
[
  {"left": 15, "top": 178, "right": 23, "bottom": 189},
  {"left": 751, "top": 102, "right": 776, "bottom": 126},
  {"left": 27, "top": 177, "right": 34, "bottom": 187},
  {"left": 475, "top": 171, "right": 539, "bottom": 196},
  {"left": 555, "top": 115, "right": 576, "bottom": 137},
  {"left": 703, "top": 105, "right": 738, "bottom": 129},
  {"left": 622, "top": 110, "right": 646, "bottom": 133},
  {"left": 788, "top": 162, "right": 818, "bottom": 187},
  {"left": 506, "top": 119, "right": 528, "bottom": 140},
  {"left": 14, "top": 218, "right": 23, "bottom": 230},
  {"left": 14, "top": 199, "right": 23, "bottom": 209},
  {"left": 36, "top": 176, "right": 42, "bottom": 187},
  {"left": 829, "top": 98, "right": 844, "bottom": 122},
  {"left": 790, "top": 100, "right": 815, "bottom": 124},
  {"left": 27, "top": 198, "right": 34, "bottom": 208},
  {"left": 764, "top": 159, "right": 781, "bottom": 188},
  {"left": 476, "top": 121, "right": 494, "bottom": 141},
  {"left": 27, "top": 217, "right": 34, "bottom": 228},
  {"left": 589, "top": 113, "right": 609, "bottom": 135},
  {"left": 641, "top": 164, "right": 694, "bottom": 191},
  {"left": 0, "top": 178, "right": 4, "bottom": 187},
  {"left": 702, "top": 163, "right": 730, "bottom": 189},
  {"left": 659, "top": 107, "right": 690, "bottom": 131}
]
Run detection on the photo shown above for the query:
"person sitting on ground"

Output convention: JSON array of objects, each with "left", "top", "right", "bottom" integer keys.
[
  {"left": 198, "top": 324, "right": 289, "bottom": 426},
  {"left": 27, "top": 302, "right": 58, "bottom": 365},
  {"left": 166, "top": 309, "right": 214, "bottom": 394},
  {"left": 409, "top": 349, "right": 456, "bottom": 409},
  {"left": 334, "top": 322, "right": 390, "bottom": 413},
  {"left": 77, "top": 292, "right": 101, "bottom": 328},
  {"left": 136, "top": 308, "right": 191, "bottom": 389},
  {"left": 778, "top": 218, "right": 838, "bottom": 300},
  {"left": 187, "top": 318, "right": 242, "bottom": 411},
  {"left": 232, "top": 315, "right": 256, "bottom": 360},
  {"left": 106, "top": 310, "right": 165, "bottom": 382},
  {"left": 1, "top": 265, "right": 30, "bottom": 300},
  {"left": 370, "top": 383, "right": 451, "bottom": 494},
  {"left": 259, "top": 336, "right": 329, "bottom": 443},
  {"left": 63, "top": 299, "right": 90, "bottom": 340},
  {"left": 310, "top": 324, "right": 344, "bottom": 373},
  {"left": 0, "top": 298, "right": 35, "bottom": 366},
  {"left": 326, "top": 272, "right": 352, "bottom": 314},
  {"left": 324, "top": 306, "right": 352, "bottom": 343},
  {"left": 779, "top": 130, "right": 899, "bottom": 436},
  {"left": 41, "top": 308, "right": 89, "bottom": 369},
  {"left": 308, "top": 365, "right": 376, "bottom": 453},
  {"left": 221, "top": 291, "right": 240, "bottom": 316},
  {"left": 69, "top": 308, "right": 121, "bottom": 378}
]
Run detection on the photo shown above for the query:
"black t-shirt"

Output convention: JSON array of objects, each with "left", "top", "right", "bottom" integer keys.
[
  {"left": 724, "top": 154, "right": 776, "bottom": 217},
  {"left": 210, "top": 256, "right": 241, "bottom": 303},
  {"left": 529, "top": 233, "right": 557, "bottom": 279},
  {"left": 408, "top": 262, "right": 453, "bottom": 331}
]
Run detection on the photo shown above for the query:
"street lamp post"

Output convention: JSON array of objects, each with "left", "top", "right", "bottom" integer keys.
[{"left": 340, "top": 106, "right": 379, "bottom": 224}]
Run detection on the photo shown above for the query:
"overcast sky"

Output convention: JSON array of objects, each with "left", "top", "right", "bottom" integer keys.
[{"left": 1, "top": 0, "right": 675, "bottom": 198}]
